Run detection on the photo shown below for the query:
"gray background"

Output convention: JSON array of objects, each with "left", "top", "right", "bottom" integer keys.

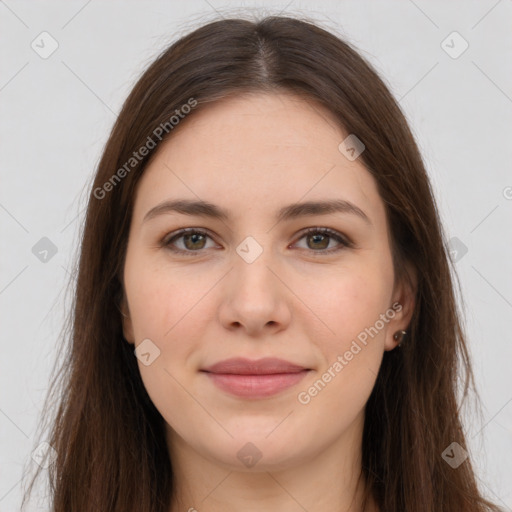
[{"left": 1, "top": 1, "right": 511, "bottom": 510}]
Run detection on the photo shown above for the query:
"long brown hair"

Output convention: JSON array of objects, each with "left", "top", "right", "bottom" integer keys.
[{"left": 22, "top": 14, "right": 502, "bottom": 512}]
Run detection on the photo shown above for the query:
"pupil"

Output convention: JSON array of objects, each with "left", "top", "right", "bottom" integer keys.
[
  {"left": 185, "top": 233, "right": 205, "bottom": 250},
  {"left": 310, "top": 233, "right": 328, "bottom": 249}
]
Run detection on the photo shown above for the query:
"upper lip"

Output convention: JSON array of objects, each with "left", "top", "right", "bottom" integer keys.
[{"left": 201, "top": 357, "right": 309, "bottom": 375}]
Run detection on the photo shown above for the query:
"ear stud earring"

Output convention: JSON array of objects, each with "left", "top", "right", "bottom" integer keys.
[{"left": 393, "top": 330, "right": 407, "bottom": 346}]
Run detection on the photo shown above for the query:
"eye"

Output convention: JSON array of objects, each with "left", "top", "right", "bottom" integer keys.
[
  {"left": 292, "top": 227, "right": 352, "bottom": 255},
  {"left": 162, "top": 228, "right": 217, "bottom": 255},
  {"left": 161, "top": 227, "right": 352, "bottom": 256}
]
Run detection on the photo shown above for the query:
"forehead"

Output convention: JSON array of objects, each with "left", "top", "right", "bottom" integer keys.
[
  {"left": 167, "top": 92, "right": 347, "bottom": 169},
  {"left": 131, "top": 92, "right": 385, "bottom": 226}
]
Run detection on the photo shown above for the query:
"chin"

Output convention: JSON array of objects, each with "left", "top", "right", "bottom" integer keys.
[
  {"left": 198, "top": 425, "right": 311, "bottom": 472},
  {"left": 212, "top": 443, "right": 308, "bottom": 473}
]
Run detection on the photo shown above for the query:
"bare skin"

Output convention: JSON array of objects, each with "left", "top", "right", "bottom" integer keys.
[{"left": 121, "top": 92, "right": 415, "bottom": 512}]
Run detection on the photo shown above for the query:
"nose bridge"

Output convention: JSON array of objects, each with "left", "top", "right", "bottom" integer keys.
[
  {"left": 231, "top": 233, "right": 278, "bottom": 297},
  {"left": 217, "top": 233, "right": 291, "bottom": 333}
]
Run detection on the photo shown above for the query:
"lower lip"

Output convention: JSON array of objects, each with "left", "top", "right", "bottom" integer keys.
[{"left": 203, "top": 370, "right": 310, "bottom": 398}]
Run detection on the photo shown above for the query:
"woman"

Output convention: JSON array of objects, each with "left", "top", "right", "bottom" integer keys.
[{"left": 23, "top": 15, "right": 503, "bottom": 512}]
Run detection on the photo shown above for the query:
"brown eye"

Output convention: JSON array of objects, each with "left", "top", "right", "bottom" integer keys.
[
  {"left": 306, "top": 232, "right": 330, "bottom": 250},
  {"left": 182, "top": 232, "right": 207, "bottom": 250},
  {"left": 163, "top": 229, "right": 216, "bottom": 255},
  {"left": 294, "top": 227, "right": 351, "bottom": 254},
  {"left": 162, "top": 227, "right": 351, "bottom": 257}
]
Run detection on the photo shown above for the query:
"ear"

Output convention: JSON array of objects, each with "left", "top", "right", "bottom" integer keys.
[
  {"left": 385, "top": 262, "right": 417, "bottom": 351},
  {"left": 120, "top": 295, "right": 135, "bottom": 345}
]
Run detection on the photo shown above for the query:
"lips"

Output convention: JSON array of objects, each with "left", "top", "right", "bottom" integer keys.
[
  {"left": 200, "top": 357, "right": 311, "bottom": 399},
  {"left": 201, "top": 357, "right": 309, "bottom": 375}
]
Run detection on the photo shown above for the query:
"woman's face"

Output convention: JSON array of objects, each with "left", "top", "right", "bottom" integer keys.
[{"left": 121, "top": 92, "right": 414, "bottom": 471}]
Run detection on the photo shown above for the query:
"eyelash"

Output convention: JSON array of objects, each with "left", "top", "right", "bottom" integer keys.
[{"left": 161, "top": 227, "right": 353, "bottom": 257}]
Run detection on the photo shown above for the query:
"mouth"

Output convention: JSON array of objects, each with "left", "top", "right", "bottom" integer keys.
[{"left": 200, "top": 357, "right": 312, "bottom": 399}]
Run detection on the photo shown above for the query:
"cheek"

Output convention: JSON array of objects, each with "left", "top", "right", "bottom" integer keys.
[
  {"left": 304, "top": 265, "right": 392, "bottom": 345},
  {"left": 124, "top": 252, "right": 214, "bottom": 393},
  {"left": 124, "top": 256, "right": 207, "bottom": 429},
  {"left": 124, "top": 250, "right": 204, "bottom": 342},
  {"left": 293, "top": 266, "right": 393, "bottom": 414}
]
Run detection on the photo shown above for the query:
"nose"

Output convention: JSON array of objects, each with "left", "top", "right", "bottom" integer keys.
[{"left": 217, "top": 245, "right": 292, "bottom": 337}]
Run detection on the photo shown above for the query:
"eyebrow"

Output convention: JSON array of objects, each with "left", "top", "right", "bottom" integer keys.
[{"left": 143, "top": 198, "right": 371, "bottom": 225}]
